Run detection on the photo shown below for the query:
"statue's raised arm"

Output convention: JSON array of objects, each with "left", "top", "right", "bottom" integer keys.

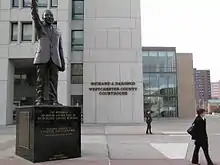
[{"left": 31, "top": 0, "right": 41, "bottom": 31}]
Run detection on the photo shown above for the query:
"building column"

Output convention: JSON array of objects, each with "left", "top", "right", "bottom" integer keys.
[
  {"left": 47, "top": 0, "right": 51, "bottom": 9},
  {"left": 19, "top": 0, "right": 22, "bottom": 9},
  {"left": 0, "top": 59, "right": 14, "bottom": 125},
  {"left": 18, "top": 21, "right": 21, "bottom": 43},
  {"left": 83, "top": 0, "right": 144, "bottom": 123},
  {"left": 57, "top": 0, "right": 71, "bottom": 105}
]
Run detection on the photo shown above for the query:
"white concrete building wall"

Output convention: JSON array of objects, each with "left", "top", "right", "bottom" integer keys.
[
  {"left": 0, "top": 0, "right": 14, "bottom": 125},
  {"left": 56, "top": 0, "right": 71, "bottom": 105},
  {"left": 0, "top": 0, "right": 71, "bottom": 125},
  {"left": 83, "top": 0, "right": 144, "bottom": 123},
  {"left": 0, "top": 59, "right": 14, "bottom": 125},
  {"left": 0, "top": 0, "right": 143, "bottom": 125}
]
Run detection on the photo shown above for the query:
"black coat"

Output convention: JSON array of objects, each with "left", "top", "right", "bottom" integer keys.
[
  {"left": 192, "top": 116, "right": 208, "bottom": 142},
  {"left": 145, "top": 114, "right": 152, "bottom": 124}
]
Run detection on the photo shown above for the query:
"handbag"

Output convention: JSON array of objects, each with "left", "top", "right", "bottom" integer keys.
[{"left": 187, "top": 123, "right": 195, "bottom": 135}]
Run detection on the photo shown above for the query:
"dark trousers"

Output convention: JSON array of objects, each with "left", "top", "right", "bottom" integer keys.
[
  {"left": 146, "top": 123, "right": 152, "bottom": 134},
  {"left": 36, "top": 60, "right": 58, "bottom": 104},
  {"left": 192, "top": 140, "right": 213, "bottom": 164}
]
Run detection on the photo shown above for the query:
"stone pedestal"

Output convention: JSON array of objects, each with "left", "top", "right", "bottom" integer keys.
[{"left": 15, "top": 105, "right": 81, "bottom": 163}]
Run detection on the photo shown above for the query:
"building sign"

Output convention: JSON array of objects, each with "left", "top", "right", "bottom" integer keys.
[{"left": 89, "top": 81, "right": 137, "bottom": 95}]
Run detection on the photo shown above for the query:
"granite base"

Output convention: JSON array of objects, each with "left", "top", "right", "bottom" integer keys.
[{"left": 15, "top": 105, "right": 81, "bottom": 163}]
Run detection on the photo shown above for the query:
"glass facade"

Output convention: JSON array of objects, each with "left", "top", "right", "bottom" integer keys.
[{"left": 143, "top": 50, "right": 178, "bottom": 117}]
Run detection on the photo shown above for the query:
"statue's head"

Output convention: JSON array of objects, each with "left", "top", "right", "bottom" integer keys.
[{"left": 42, "top": 10, "right": 54, "bottom": 25}]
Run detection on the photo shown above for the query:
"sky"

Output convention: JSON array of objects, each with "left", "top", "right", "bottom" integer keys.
[{"left": 141, "top": 0, "right": 220, "bottom": 82}]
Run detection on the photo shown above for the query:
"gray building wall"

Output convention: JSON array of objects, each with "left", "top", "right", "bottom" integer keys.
[{"left": 176, "top": 53, "right": 196, "bottom": 118}]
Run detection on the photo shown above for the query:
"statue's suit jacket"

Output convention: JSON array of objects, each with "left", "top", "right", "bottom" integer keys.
[{"left": 31, "top": 8, "right": 65, "bottom": 70}]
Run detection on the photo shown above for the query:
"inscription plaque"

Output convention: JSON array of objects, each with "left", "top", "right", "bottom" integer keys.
[
  {"left": 18, "top": 112, "right": 30, "bottom": 149},
  {"left": 41, "top": 127, "right": 76, "bottom": 136}
]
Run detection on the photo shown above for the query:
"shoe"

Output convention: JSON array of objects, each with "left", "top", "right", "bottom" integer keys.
[{"left": 191, "top": 162, "right": 200, "bottom": 165}]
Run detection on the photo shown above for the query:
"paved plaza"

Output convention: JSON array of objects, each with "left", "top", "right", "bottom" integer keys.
[{"left": 0, "top": 116, "right": 219, "bottom": 165}]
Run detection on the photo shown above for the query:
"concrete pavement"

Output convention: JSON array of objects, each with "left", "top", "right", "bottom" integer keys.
[{"left": 0, "top": 116, "right": 219, "bottom": 165}]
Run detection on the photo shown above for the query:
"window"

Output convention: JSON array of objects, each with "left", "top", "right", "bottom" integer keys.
[
  {"left": 23, "top": 0, "right": 31, "bottom": 7},
  {"left": 38, "top": 0, "right": 48, "bottom": 7},
  {"left": 71, "top": 30, "right": 83, "bottom": 51},
  {"left": 71, "top": 63, "right": 83, "bottom": 84},
  {"left": 149, "top": 51, "right": 157, "bottom": 56},
  {"left": 72, "top": 0, "right": 84, "bottom": 20},
  {"left": 71, "top": 95, "right": 83, "bottom": 106},
  {"left": 22, "top": 22, "right": 32, "bottom": 41},
  {"left": 143, "top": 51, "right": 176, "bottom": 73},
  {"left": 143, "top": 72, "right": 178, "bottom": 117},
  {"left": 149, "top": 74, "right": 159, "bottom": 93},
  {"left": 12, "top": 0, "right": 19, "bottom": 7},
  {"left": 143, "top": 55, "right": 158, "bottom": 72},
  {"left": 71, "top": 95, "right": 83, "bottom": 123},
  {"left": 167, "top": 51, "right": 176, "bottom": 68},
  {"left": 11, "top": 22, "right": 18, "bottom": 41},
  {"left": 159, "top": 75, "right": 168, "bottom": 91},
  {"left": 23, "top": 0, "right": 47, "bottom": 7},
  {"left": 143, "top": 73, "right": 150, "bottom": 95},
  {"left": 158, "top": 52, "right": 167, "bottom": 72},
  {"left": 51, "top": 0, "right": 58, "bottom": 7},
  {"left": 14, "top": 74, "right": 27, "bottom": 85}
]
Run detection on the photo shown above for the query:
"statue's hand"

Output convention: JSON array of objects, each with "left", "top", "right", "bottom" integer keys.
[
  {"left": 59, "top": 66, "right": 65, "bottom": 72},
  {"left": 31, "top": 0, "right": 37, "bottom": 9}
]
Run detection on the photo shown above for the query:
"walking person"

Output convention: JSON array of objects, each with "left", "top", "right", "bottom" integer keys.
[
  {"left": 145, "top": 111, "right": 152, "bottom": 134},
  {"left": 191, "top": 108, "right": 215, "bottom": 165}
]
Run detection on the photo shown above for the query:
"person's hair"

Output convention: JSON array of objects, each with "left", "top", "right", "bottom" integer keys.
[{"left": 197, "top": 108, "right": 206, "bottom": 116}]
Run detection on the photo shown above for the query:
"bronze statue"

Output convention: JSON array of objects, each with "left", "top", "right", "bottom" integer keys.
[{"left": 31, "top": 0, "right": 65, "bottom": 106}]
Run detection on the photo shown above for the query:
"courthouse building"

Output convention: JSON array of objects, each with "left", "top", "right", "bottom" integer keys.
[{"left": 0, "top": 0, "right": 196, "bottom": 125}]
